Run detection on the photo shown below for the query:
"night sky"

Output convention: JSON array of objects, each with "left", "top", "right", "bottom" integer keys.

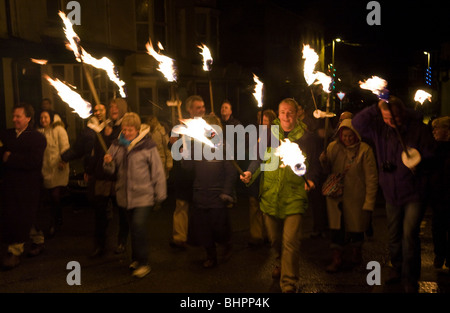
[{"left": 269, "top": 0, "right": 449, "bottom": 107}]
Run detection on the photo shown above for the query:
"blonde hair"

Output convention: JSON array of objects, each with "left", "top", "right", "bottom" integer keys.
[{"left": 122, "top": 112, "right": 141, "bottom": 130}]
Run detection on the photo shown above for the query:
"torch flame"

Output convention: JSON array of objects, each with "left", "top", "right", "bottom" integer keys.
[
  {"left": 59, "top": 11, "right": 126, "bottom": 97},
  {"left": 359, "top": 76, "right": 388, "bottom": 96},
  {"left": 171, "top": 117, "right": 216, "bottom": 147},
  {"left": 302, "top": 44, "right": 332, "bottom": 93},
  {"left": 59, "top": 11, "right": 81, "bottom": 59},
  {"left": 274, "top": 139, "right": 307, "bottom": 176},
  {"left": 44, "top": 75, "right": 92, "bottom": 119},
  {"left": 31, "top": 58, "right": 48, "bottom": 65},
  {"left": 198, "top": 44, "right": 213, "bottom": 72},
  {"left": 253, "top": 74, "right": 264, "bottom": 108},
  {"left": 145, "top": 39, "right": 177, "bottom": 82},
  {"left": 414, "top": 90, "right": 432, "bottom": 104}
]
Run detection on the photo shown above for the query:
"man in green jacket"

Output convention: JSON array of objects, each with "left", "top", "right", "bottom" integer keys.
[{"left": 241, "top": 98, "right": 322, "bottom": 293}]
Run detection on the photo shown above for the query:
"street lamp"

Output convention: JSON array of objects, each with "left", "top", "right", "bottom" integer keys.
[
  {"left": 332, "top": 38, "right": 341, "bottom": 67},
  {"left": 424, "top": 51, "right": 430, "bottom": 68}
]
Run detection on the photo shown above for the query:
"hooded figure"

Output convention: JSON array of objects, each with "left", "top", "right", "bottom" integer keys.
[
  {"left": 322, "top": 119, "right": 378, "bottom": 232},
  {"left": 320, "top": 118, "right": 378, "bottom": 272}
]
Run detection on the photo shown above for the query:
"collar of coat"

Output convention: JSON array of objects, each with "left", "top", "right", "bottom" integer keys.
[
  {"left": 120, "top": 123, "right": 151, "bottom": 152},
  {"left": 271, "top": 118, "right": 306, "bottom": 141},
  {"left": 87, "top": 116, "right": 107, "bottom": 133}
]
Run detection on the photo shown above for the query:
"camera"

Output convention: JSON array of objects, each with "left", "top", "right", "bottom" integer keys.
[{"left": 382, "top": 161, "right": 397, "bottom": 173}]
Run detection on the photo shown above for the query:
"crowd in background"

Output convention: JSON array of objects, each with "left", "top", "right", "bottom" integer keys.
[{"left": 0, "top": 94, "right": 448, "bottom": 293}]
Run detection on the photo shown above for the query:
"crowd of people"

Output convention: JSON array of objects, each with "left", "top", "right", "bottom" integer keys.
[{"left": 0, "top": 93, "right": 448, "bottom": 293}]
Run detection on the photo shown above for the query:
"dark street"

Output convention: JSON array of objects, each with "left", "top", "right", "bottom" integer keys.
[{"left": 1, "top": 184, "right": 448, "bottom": 295}]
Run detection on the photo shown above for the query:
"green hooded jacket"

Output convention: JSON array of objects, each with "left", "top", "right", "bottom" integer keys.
[{"left": 258, "top": 119, "right": 309, "bottom": 219}]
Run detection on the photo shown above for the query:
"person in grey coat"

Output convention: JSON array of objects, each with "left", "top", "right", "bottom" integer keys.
[{"left": 104, "top": 112, "right": 167, "bottom": 278}]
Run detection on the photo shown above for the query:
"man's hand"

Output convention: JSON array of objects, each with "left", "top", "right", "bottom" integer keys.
[
  {"left": 104, "top": 154, "right": 113, "bottom": 164},
  {"left": 2, "top": 151, "right": 11, "bottom": 162},
  {"left": 305, "top": 179, "right": 315, "bottom": 191},
  {"left": 240, "top": 171, "right": 252, "bottom": 184}
]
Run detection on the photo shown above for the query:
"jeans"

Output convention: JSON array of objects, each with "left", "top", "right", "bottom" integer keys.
[
  {"left": 128, "top": 206, "right": 152, "bottom": 265},
  {"left": 385, "top": 201, "right": 425, "bottom": 285}
]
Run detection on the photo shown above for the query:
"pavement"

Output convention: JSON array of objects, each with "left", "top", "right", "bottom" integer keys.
[{"left": 0, "top": 180, "right": 449, "bottom": 302}]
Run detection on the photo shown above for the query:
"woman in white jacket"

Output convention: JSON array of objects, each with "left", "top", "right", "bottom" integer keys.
[
  {"left": 319, "top": 118, "right": 378, "bottom": 273},
  {"left": 38, "top": 110, "right": 70, "bottom": 236}
]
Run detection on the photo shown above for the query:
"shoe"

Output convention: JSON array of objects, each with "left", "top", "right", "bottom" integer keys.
[
  {"left": 221, "top": 243, "right": 232, "bottom": 261},
  {"left": 434, "top": 256, "right": 445, "bottom": 269},
  {"left": 404, "top": 282, "right": 419, "bottom": 293},
  {"left": 351, "top": 246, "right": 363, "bottom": 265},
  {"left": 2, "top": 253, "right": 20, "bottom": 270},
  {"left": 169, "top": 240, "right": 187, "bottom": 250},
  {"left": 385, "top": 268, "right": 401, "bottom": 285},
  {"left": 28, "top": 243, "right": 45, "bottom": 257},
  {"left": 282, "top": 286, "right": 297, "bottom": 293},
  {"left": 129, "top": 261, "right": 139, "bottom": 271},
  {"left": 48, "top": 226, "right": 56, "bottom": 238},
  {"left": 114, "top": 244, "right": 126, "bottom": 254},
  {"left": 202, "top": 258, "right": 217, "bottom": 269},
  {"left": 132, "top": 265, "right": 151, "bottom": 278},
  {"left": 325, "top": 249, "right": 343, "bottom": 273},
  {"left": 272, "top": 265, "right": 281, "bottom": 279},
  {"left": 309, "top": 231, "right": 326, "bottom": 239},
  {"left": 89, "top": 247, "right": 105, "bottom": 259}
]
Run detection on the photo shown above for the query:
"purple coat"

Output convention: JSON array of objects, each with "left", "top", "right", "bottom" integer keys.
[
  {"left": 0, "top": 126, "right": 46, "bottom": 244},
  {"left": 352, "top": 104, "right": 435, "bottom": 206}
]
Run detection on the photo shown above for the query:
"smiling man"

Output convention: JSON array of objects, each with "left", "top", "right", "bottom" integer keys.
[
  {"left": 0, "top": 103, "right": 46, "bottom": 270},
  {"left": 240, "top": 98, "right": 322, "bottom": 293}
]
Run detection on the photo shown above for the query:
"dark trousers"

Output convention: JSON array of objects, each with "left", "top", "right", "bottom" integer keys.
[{"left": 93, "top": 195, "right": 129, "bottom": 249}]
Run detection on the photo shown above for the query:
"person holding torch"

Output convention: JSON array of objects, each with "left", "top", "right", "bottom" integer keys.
[
  {"left": 352, "top": 95, "right": 436, "bottom": 293},
  {"left": 240, "top": 98, "right": 321, "bottom": 293}
]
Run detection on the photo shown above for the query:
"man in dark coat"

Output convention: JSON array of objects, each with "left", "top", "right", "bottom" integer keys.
[
  {"left": 0, "top": 103, "right": 47, "bottom": 270},
  {"left": 352, "top": 95, "right": 436, "bottom": 293}
]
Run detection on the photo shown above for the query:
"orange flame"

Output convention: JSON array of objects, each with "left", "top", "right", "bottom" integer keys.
[
  {"left": 31, "top": 58, "right": 48, "bottom": 65},
  {"left": 145, "top": 39, "right": 177, "bottom": 82},
  {"left": 302, "top": 44, "right": 332, "bottom": 93},
  {"left": 59, "top": 11, "right": 126, "bottom": 97},
  {"left": 172, "top": 118, "right": 215, "bottom": 147},
  {"left": 274, "top": 139, "right": 307, "bottom": 176},
  {"left": 44, "top": 75, "right": 92, "bottom": 119},
  {"left": 359, "top": 76, "right": 387, "bottom": 96},
  {"left": 414, "top": 90, "right": 432, "bottom": 104},
  {"left": 253, "top": 74, "right": 263, "bottom": 108},
  {"left": 198, "top": 44, "right": 213, "bottom": 71}
]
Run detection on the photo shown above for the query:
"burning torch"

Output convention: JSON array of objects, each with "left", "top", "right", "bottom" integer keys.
[
  {"left": 146, "top": 38, "right": 181, "bottom": 126},
  {"left": 302, "top": 44, "right": 335, "bottom": 149},
  {"left": 198, "top": 44, "right": 214, "bottom": 114},
  {"left": 414, "top": 89, "right": 432, "bottom": 111},
  {"left": 360, "top": 76, "right": 421, "bottom": 169}
]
